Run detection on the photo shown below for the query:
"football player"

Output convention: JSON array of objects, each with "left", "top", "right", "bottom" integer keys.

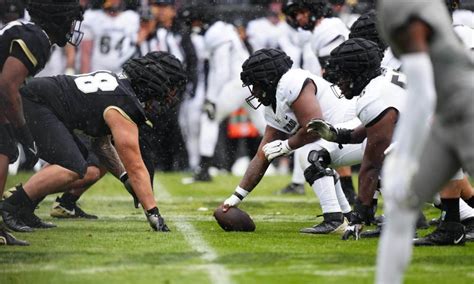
[
  {"left": 0, "top": 0, "right": 83, "bottom": 246},
  {"left": 280, "top": 0, "right": 356, "bottom": 198},
  {"left": 0, "top": 52, "right": 187, "bottom": 240},
  {"left": 307, "top": 38, "right": 408, "bottom": 238},
  {"left": 80, "top": 0, "right": 140, "bottom": 73},
  {"left": 376, "top": 0, "right": 474, "bottom": 282},
  {"left": 190, "top": 10, "right": 267, "bottom": 182},
  {"left": 220, "top": 48, "right": 360, "bottom": 234}
]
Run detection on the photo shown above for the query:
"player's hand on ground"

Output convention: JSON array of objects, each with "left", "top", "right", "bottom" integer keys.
[
  {"left": 262, "top": 139, "right": 292, "bottom": 162},
  {"left": 341, "top": 223, "right": 363, "bottom": 240},
  {"left": 146, "top": 209, "right": 170, "bottom": 232},
  {"left": 14, "top": 124, "right": 39, "bottom": 167}
]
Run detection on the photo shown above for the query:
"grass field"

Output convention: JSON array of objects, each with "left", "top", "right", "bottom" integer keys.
[{"left": 1, "top": 172, "right": 473, "bottom": 284}]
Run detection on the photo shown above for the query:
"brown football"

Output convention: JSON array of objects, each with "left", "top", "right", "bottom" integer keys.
[{"left": 213, "top": 205, "right": 256, "bottom": 232}]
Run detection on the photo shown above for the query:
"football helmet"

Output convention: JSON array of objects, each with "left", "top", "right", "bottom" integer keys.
[
  {"left": 102, "top": 0, "right": 124, "bottom": 13},
  {"left": 324, "top": 38, "right": 382, "bottom": 100},
  {"left": 27, "top": 0, "right": 84, "bottom": 47},
  {"left": 349, "top": 10, "right": 388, "bottom": 51},
  {"left": 283, "top": 0, "right": 326, "bottom": 30},
  {"left": 0, "top": 0, "right": 26, "bottom": 23},
  {"left": 241, "top": 48, "right": 293, "bottom": 109},
  {"left": 123, "top": 52, "right": 187, "bottom": 109},
  {"left": 445, "top": 0, "right": 460, "bottom": 13}
]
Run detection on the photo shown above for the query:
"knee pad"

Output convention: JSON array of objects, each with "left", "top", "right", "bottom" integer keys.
[
  {"left": 307, "top": 149, "right": 331, "bottom": 168},
  {"left": 304, "top": 158, "right": 337, "bottom": 186}
]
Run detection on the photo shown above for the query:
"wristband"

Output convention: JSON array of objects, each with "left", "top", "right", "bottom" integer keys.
[
  {"left": 120, "top": 172, "right": 129, "bottom": 183},
  {"left": 233, "top": 186, "right": 249, "bottom": 200}
]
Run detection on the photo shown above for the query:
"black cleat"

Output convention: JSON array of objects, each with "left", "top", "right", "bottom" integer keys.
[
  {"left": 146, "top": 213, "right": 170, "bottom": 232},
  {"left": 193, "top": 167, "right": 212, "bottom": 182},
  {"left": 0, "top": 202, "right": 34, "bottom": 232},
  {"left": 50, "top": 197, "right": 98, "bottom": 219},
  {"left": 416, "top": 212, "right": 429, "bottom": 230},
  {"left": 278, "top": 183, "right": 305, "bottom": 195},
  {"left": 300, "top": 213, "right": 347, "bottom": 235},
  {"left": 0, "top": 228, "right": 29, "bottom": 246},
  {"left": 414, "top": 221, "right": 465, "bottom": 246},
  {"left": 461, "top": 217, "right": 474, "bottom": 242},
  {"left": 19, "top": 208, "right": 56, "bottom": 229},
  {"left": 429, "top": 217, "right": 441, "bottom": 227}
]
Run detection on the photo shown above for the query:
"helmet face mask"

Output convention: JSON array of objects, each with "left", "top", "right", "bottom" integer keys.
[
  {"left": 27, "top": 0, "right": 84, "bottom": 47},
  {"left": 241, "top": 48, "right": 293, "bottom": 110},
  {"left": 325, "top": 38, "right": 383, "bottom": 100}
]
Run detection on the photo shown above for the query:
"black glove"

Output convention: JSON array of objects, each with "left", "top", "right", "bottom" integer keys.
[
  {"left": 341, "top": 198, "right": 375, "bottom": 240},
  {"left": 145, "top": 207, "right": 170, "bottom": 232},
  {"left": 14, "top": 124, "right": 38, "bottom": 168},
  {"left": 306, "top": 119, "right": 352, "bottom": 149},
  {"left": 120, "top": 173, "right": 139, "bottom": 208}
]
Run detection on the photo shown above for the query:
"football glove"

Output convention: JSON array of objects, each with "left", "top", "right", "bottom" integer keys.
[
  {"left": 306, "top": 119, "right": 352, "bottom": 149},
  {"left": 262, "top": 139, "right": 292, "bottom": 162},
  {"left": 341, "top": 223, "right": 363, "bottom": 240},
  {"left": 146, "top": 208, "right": 170, "bottom": 232},
  {"left": 120, "top": 173, "right": 139, "bottom": 208}
]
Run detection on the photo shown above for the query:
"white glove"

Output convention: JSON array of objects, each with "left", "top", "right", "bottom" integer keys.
[{"left": 262, "top": 139, "right": 293, "bottom": 162}]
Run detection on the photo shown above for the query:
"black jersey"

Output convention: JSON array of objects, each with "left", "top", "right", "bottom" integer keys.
[
  {"left": 20, "top": 71, "right": 148, "bottom": 137},
  {"left": 0, "top": 20, "right": 51, "bottom": 75}
]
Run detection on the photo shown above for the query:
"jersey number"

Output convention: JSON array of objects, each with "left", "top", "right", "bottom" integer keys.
[
  {"left": 99, "top": 36, "right": 125, "bottom": 55},
  {"left": 74, "top": 73, "right": 119, "bottom": 94}
]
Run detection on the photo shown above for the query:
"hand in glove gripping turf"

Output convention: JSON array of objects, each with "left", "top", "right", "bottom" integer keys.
[
  {"left": 146, "top": 208, "right": 170, "bottom": 232},
  {"left": 262, "top": 139, "right": 292, "bottom": 162},
  {"left": 341, "top": 199, "right": 375, "bottom": 240},
  {"left": 14, "top": 124, "right": 39, "bottom": 167},
  {"left": 306, "top": 119, "right": 352, "bottom": 149}
]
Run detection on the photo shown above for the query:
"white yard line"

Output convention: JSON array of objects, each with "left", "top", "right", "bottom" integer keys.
[{"left": 154, "top": 178, "right": 233, "bottom": 284}]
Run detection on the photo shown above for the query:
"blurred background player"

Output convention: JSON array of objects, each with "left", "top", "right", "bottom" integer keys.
[
  {"left": 0, "top": 0, "right": 84, "bottom": 245},
  {"left": 80, "top": 0, "right": 140, "bottom": 73}
]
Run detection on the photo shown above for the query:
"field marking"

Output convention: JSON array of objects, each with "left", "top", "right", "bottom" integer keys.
[{"left": 154, "top": 178, "right": 233, "bottom": 284}]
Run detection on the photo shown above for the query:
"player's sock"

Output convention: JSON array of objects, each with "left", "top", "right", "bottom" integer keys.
[
  {"left": 334, "top": 180, "right": 351, "bottom": 214},
  {"left": 312, "top": 176, "right": 341, "bottom": 213},
  {"left": 441, "top": 198, "right": 460, "bottom": 223},
  {"left": 4, "top": 184, "right": 33, "bottom": 208},
  {"left": 459, "top": 198, "right": 474, "bottom": 221},
  {"left": 465, "top": 196, "right": 474, "bottom": 208},
  {"left": 60, "top": 192, "right": 81, "bottom": 210},
  {"left": 340, "top": 176, "right": 356, "bottom": 204}
]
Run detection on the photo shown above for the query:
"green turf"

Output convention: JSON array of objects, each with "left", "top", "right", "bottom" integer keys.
[{"left": 1, "top": 172, "right": 473, "bottom": 284}]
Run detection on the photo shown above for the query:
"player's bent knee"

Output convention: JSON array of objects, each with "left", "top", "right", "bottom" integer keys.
[{"left": 304, "top": 150, "right": 336, "bottom": 186}]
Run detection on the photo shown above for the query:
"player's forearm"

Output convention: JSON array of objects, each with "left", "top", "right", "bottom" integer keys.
[
  {"left": 126, "top": 165, "right": 155, "bottom": 210},
  {"left": 348, "top": 125, "right": 367, "bottom": 144},
  {"left": 288, "top": 127, "right": 319, "bottom": 150},
  {"left": 239, "top": 154, "right": 270, "bottom": 192},
  {"left": 358, "top": 164, "right": 380, "bottom": 206},
  {"left": 0, "top": 86, "right": 26, "bottom": 127}
]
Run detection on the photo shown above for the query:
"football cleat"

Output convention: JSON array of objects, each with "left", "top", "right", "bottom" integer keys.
[
  {"left": 277, "top": 183, "right": 305, "bottom": 195},
  {"left": 360, "top": 225, "right": 382, "bottom": 238},
  {"left": 413, "top": 221, "right": 465, "bottom": 246},
  {"left": 0, "top": 227, "right": 29, "bottom": 246},
  {"left": 50, "top": 197, "right": 98, "bottom": 219},
  {"left": 416, "top": 212, "right": 429, "bottom": 230},
  {"left": 300, "top": 213, "right": 347, "bottom": 235},
  {"left": 0, "top": 202, "right": 33, "bottom": 232},
  {"left": 19, "top": 208, "right": 56, "bottom": 229},
  {"left": 146, "top": 212, "right": 170, "bottom": 232},
  {"left": 461, "top": 217, "right": 474, "bottom": 242},
  {"left": 193, "top": 167, "right": 212, "bottom": 182}
]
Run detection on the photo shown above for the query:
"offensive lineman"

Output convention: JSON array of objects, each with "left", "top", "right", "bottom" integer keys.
[
  {"left": 376, "top": 0, "right": 474, "bottom": 283},
  {"left": 220, "top": 48, "right": 357, "bottom": 234},
  {"left": 1, "top": 52, "right": 187, "bottom": 240},
  {"left": 0, "top": 0, "right": 84, "bottom": 246}
]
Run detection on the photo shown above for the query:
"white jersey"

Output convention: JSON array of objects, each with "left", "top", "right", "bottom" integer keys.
[
  {"left": 382, "top": 47, "right": 401, "bottom": 70},
  {"left": 82, "top": 9, "right": 139, "bottom": 73},
  {"left": 311, "top": 17, "right": 349, "bottom": 59},
  {"left": 246, "top": 17, "right": 280, "bottom": 51},
  {"left": 356, "top": 69, "right": 407, "bottom": 126},
  {"left": 265, "top": 68, "right": 356, "bottom": 134},
  {"left": 454, "top": 24, "right": 474, "bottom": 61},
  {"left": 204, "top": 21, "right": 249, "bottom": 101}
]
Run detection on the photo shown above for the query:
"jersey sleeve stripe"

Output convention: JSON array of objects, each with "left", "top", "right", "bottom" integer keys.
[
  {"left": 10, "top": 39, "right": 38, "bottom": 67},
  {"left": 103, "top": 106, "right": 136, "bottom": 126}
]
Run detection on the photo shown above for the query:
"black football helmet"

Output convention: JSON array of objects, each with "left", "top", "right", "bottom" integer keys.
[
  {"left": 241, "top": 48, "right": 293, "bottom": 109},
  {"left": 27, "top": 0, "right": 84, "bottom": 47},
  {"left": 349, "top": 10, "right": 388, "bottom": 51},
  {"left": 445, "top": 0, "right": 460, "bottom": 14},
  {"left": 324, "top": 38, "right": 382, "bottom": 100},
  {"left": 283, "top": 0, "right": 326, "bottom": 30},
  {"left": 123, "top": 52, "right": 187, "bottom": 111}
]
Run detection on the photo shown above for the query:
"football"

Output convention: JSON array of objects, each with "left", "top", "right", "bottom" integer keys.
[{"left": 213, "top": 205, "right": 256, "bottom": 232}]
